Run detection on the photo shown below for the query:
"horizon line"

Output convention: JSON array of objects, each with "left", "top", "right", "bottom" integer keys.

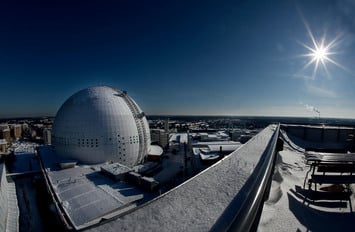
[{"left": 1, "top": 114, "right": 355, "bottom": 121}]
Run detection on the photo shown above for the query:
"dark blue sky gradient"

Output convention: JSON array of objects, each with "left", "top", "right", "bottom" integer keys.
[{"left": 1, "top": 0, "right": 355, "bottom": 118}]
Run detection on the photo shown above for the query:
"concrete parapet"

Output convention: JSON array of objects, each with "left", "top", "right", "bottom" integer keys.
[
  {"left": 281, "top": 124, "right": 355, "bottom": 151},
  {"left": 0, "top": 163, "right": 19, "bottom": 232}
]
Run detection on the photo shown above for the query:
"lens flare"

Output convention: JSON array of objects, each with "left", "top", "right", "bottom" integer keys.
[
  {"left": 313, "top": 46, "right": 327, "bottom": 61},
  {"left": 298, "top": 17, "right": 346, "bottom": 79}
]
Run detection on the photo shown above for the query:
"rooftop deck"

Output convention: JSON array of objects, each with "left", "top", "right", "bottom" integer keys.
[{"left": 259, "top": 126, "right": 355, "bottom": 231}]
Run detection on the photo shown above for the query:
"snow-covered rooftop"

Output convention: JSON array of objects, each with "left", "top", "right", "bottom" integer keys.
[
  {"left": 38, "top": 146, "right": 154, "bottom": 230},
  {"left": 148, "top": 145, "right": 163, "bottom": 156},
  {"left": 86, "top": 125, "right": 278, "bottom": 232},
  {"left": 169, "top": 133, "right": 188, "bottom": 144}
]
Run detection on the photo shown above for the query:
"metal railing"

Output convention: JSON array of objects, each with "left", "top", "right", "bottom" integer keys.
[{"left": 211, "top": 124, "right": 281, "bottom": 232}]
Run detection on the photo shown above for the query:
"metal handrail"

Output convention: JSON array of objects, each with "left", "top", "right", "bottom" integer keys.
[{"left": 211, "top": 124, "right": 281, "bottom": 232}]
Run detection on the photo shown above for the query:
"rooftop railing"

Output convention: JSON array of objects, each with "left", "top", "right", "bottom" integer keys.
[{"left": 211, "top": 124, "right": 281, "bottom": 232}]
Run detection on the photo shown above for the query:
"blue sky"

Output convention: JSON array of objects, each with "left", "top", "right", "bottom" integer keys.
[{"left": 1, "top": 0, "right": 355, "bottom": 118}]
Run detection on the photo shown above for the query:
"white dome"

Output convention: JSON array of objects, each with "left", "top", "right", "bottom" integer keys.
[{"left": 52, "top": 86, "right": 151, "bottom": 166}]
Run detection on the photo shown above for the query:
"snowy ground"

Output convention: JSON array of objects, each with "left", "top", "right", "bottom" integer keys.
[{"left": 258, "top": 141, "right": 355, "bottom": 231}]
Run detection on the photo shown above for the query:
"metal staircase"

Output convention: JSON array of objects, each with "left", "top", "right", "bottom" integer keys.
[{"left": 119, "top": 90, "right": 148, "bottom": 164}]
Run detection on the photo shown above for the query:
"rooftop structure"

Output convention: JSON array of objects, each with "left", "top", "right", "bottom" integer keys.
[
  {"left": 12, "top": 124, "right": 22, "bottom": 140},
  {"left": 192, "top": 141, "right": 241, "bottom": 162},
  {"left": 1, "top": 128, "right": 11, "bottom": 144},
  {"left": 0, "top": 139, "right": 7, "bottom": 153},
  {"left": 43, "top": 128, "right": 51, "bottom": 145},
  {"left": 36, "top": 86, "right": 166, "bottom": 230},
  {"left": 100, "top": 163, "right": 132, "bottom": 181},
  {"left": 38, "top": 146, "right": 152, "bottom": 231}
]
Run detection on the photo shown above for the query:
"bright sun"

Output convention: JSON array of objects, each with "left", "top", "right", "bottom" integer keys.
[
  {"left": 313, "top": 46, "right": 327, "bottom": 61},
  {"left": 300, "top": 37, "right": 336, "bottom": 78},
  {"left": 299, "top": 18, "right": 344, "bottom": 78}
]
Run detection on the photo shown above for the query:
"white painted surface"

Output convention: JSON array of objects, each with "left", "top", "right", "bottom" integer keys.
[{"left": 52, "top": 86, "right": 151, "bottom": 166}]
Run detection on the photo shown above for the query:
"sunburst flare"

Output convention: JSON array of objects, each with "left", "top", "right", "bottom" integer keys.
[{"left": 299, "top": 18, "right": 345, "bottom": 79}]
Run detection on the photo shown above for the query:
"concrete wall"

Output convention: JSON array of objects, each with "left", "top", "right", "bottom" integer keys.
[
  {"left": 304, "top": 127, "right": 322, "bottom": 142},
  {"left": 282, "top": 124, "right": 355, "bottom": 151},
  {"left": 0, "top": 163, "right": 19, "bottom": 232},
  {"left": 0, "top": 163, "right": 9, "bottom": 232}
]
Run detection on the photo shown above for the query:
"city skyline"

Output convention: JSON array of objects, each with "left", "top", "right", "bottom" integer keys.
[{"left": 1, "top": 0, "right": 355, "bottom": 118}]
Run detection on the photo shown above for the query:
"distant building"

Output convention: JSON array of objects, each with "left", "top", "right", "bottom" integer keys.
[
  {"left": 1, "top": 129, "right": 11, "bottom": 144},
  {"left": 33, "top": 124, "right": 44, "bottom": 137},
  {"left": 0, "top": 124, "right": 9, "bottom": 131},
  {"left": 0, "top": 139, "right": 7, "bottom": 153},
  {"left": 22, "top": 123, "right": 29, "bottom": 131},
  {"left": 197, "top": 132, "right": 229, "bottom": 142},
  {"left": 230, "top": 129, "right": 243, "bottom": 141},
  {"left": 164, "top": 119, "right": 169, "bottom": 132},
  {"left": 27, "top": 130, "right": 37, "bottom": 139},
  {"left": 151, "top": 129, "right": 169, "bottom": 148},
  {"left": 12, "top": 124, "right": 22, "bottom": 140},
  {"left": 43, "top": 128, "right": 52, "bottom": 145}
]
